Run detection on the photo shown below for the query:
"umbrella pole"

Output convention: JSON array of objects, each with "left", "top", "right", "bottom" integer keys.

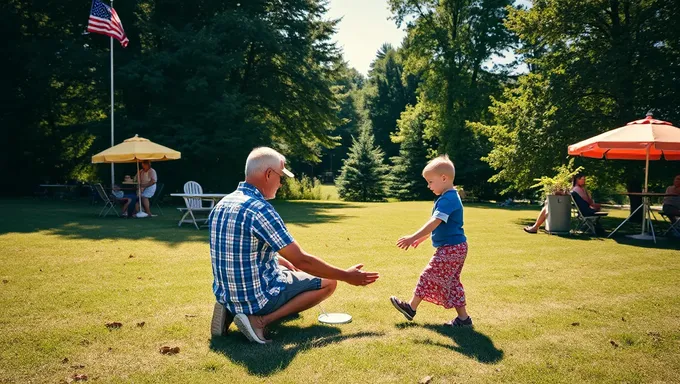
[
  {"left": 137, "top": 160, "right": 142, "bottom": 213},
  {"left": 642, "top": 146, "right": 652, "bottom": 238}
]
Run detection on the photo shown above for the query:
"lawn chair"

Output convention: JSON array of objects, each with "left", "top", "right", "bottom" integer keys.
[
  {"left": 653, "top": 208, "right": 680, "bottom": 237},
  {"left": 87, "top": 184, "right": 101, "bottom": 205},
  {"left": 177, "top": 181, "right": 214, "bottom": 229},
  {"left": 571, "top": 191, "right": 608, "bottom": 235},
  {"left": 149, "top": 182, "right": 165, "bottom": 216},
  {"left": 93, "top": 183, "right": 120, "bottom": 218}
]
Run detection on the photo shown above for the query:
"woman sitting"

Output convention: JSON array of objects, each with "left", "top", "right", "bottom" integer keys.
[
  {"left": 524, "top": 172, "right": 601, "bottom": 234},
  {"left": 662, "top": 174, "right": 680, "bottom": 223}
]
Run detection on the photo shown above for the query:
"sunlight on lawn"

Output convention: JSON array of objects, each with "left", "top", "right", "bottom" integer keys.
[{"left": 0, "top": 199, "right": 678, "bottom": 383}]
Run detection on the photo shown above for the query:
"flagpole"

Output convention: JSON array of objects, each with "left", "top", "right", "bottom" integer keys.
[{"left": 109, "top": 0, "right": 115, "bottom": 188}]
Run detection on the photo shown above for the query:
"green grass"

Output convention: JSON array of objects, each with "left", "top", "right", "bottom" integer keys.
[
  {"left": 320, "top": 183, "right": 339, "bottom": 200},
  {"left": 1, "top": 197, "right": 678, "bottom": 383}
]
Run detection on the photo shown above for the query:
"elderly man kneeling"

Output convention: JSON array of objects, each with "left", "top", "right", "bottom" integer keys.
[{"left": 209, "top": 147, "right": 379, "bottom": 343}]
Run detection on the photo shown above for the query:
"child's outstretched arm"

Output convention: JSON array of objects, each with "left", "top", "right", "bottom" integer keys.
[{"left": 396, "top": 217, "right": 442, "bottom": 250}]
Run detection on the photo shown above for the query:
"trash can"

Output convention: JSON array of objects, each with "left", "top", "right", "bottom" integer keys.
[{"left": 545, "top": 194, "right": 571, "bottom": 234}]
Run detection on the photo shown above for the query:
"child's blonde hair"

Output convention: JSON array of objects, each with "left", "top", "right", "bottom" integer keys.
[{"left": 422, "top": 154, "right": 455, "bottom": 180}]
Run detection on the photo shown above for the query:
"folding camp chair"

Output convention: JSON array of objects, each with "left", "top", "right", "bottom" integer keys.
[
  {"left": 94, "top": 183, "right": 120, "bottom": 218},
  {"left": 657, "top": 210, "right": 680, "bottom": 237},
  {"left": 571, "top": 191, "right": 608, "bottom": 235},
  {"left": 149, "top": 182, "right": 165, "bottom": 216}
]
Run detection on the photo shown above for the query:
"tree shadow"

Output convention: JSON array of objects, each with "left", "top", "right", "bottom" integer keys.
[
  {"left": 209, "top": 323, "right": 383, "bottom": 376},
  {"left": 512, "top": 218, "right": 680, "bottom": 249},
  {"left": 399, "top": 322, "right": 503, "bottom": 364},
  {"left": 274, "top": 200, "right": 362, "bottom": 227},
  {"left": 465, "top": 202, "right": 542, "bottom": 212},
  {"left": 0, "top": 198, "right": 362, "bottom": 244}
]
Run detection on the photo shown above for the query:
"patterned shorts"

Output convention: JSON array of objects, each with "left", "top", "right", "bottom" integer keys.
[{"left": 414, "top": 242, "right": 468, "bottom": 309}]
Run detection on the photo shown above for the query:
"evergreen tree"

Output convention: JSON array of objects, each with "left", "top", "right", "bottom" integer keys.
[
  {"left": 389, "top": 0, "right": 516, "bottom": 196},
  {"left": 388, "top": 104, "right": 431, "bottom": 200},
  {"left": 336, "top": 126, "right": 389, "bottom": 202},
  {"left": 364, "top": 43, "right": 419, "bottom": 159}
]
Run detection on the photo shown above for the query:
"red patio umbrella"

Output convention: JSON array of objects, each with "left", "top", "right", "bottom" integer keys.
[{"left": 568, "top": 113, "right": 680, "bottom": 240}]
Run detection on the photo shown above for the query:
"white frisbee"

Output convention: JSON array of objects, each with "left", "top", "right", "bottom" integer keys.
[{"left": 318, "top": 312, "right": 352, "bottom": 324}]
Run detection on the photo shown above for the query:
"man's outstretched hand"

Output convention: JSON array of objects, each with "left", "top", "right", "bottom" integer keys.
[{"left": 344, "top": 264, "right": 379, "bottom": 286}]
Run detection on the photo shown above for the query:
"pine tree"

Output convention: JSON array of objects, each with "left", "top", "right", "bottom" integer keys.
[
  {"left": 387, "top": 104, "right": 431, "bottom": 200},
  {"left": 335, "top": 126, "right": 389, "bottom": 202}
]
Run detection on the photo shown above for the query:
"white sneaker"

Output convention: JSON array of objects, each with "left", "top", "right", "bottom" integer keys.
[{"left": 210, "top": 302, "right": 232, "bottom": 337}]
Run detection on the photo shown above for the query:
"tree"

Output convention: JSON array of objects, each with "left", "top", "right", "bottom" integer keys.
[
  {"left": 474, "top": 0, "right": 680, "bottom": 208},
  {"left": 1, "top": 0, "right": 350, "bottom": 195},
  {"left": 117, "top": 0, "right": 344, "bottom": 192},
  {"left": 388, "top": 0, "right": 516, "bottom": 196},
  {"left": 364, "top": 43, "right": 419, "bottom": 159},
  {"left": 315, "top": 62, "right": 366, "bottom": 180},
  {"left": 336, "top": 126, "right": 389, "bottom": 201},
  {"left": 1, "top": 0, "right": 111, "bottom": 194},
  {"left": 387, "top": 103, "right": 432, "bottom": 200}
]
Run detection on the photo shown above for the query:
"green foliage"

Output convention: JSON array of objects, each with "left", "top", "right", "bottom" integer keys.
[
  {"left": 336, "top": 127, "right": 389, "bottom": 201},
  {"left": 277, "top": 175, "right": 325, "bottom": 200},
  {"left": 530, "top": 159, "right": 583, "bottom": 199},
  {"left": 468, "top": 73, "right": 563, "bottom": 193},
  {"left": 364, "top": 44, "right": 419, "bottom": 159},
  {"left": 387, "top": 104, "right": 432, "bottom": 200},
  {"left": 2, "top": 0, "right": 345, "bottom": 195},
  {"left": 388, "top": 0, "right": 516, "bottom": 196},
  {"left": 475, "top": 0, "right": 680, "bottom": 196},
  {"left": 317, "top": 63, "right": 366, "bottom": 180}
]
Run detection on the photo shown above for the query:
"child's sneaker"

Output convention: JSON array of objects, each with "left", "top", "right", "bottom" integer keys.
[
  {"left": 390, "top": 296, "right": 416, "bottom": 321},
  {"left": 445, "top": 316, "right": 473, "bottom": 327},
  {"left": 210, "top": 302, "right": 233, "bottom": 337}
]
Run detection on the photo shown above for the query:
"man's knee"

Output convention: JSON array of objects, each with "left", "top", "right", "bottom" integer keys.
[{"left": 321, "top": 278, "right": 337, "bottom": 294}]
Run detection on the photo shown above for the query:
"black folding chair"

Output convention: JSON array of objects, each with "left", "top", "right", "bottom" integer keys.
[
  {"left": 149, "top": 183, "right": 165, "bottom": 216},
  {"left": 571, "top": 191, "right": 607, "bottom": 235}
]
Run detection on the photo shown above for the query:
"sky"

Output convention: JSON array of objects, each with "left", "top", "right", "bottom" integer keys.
[{"left": 326, "top": 0, "right": 531, "bottom": 76}]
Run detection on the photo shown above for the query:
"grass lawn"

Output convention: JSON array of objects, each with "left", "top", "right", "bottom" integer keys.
[{"left": 1, "top": 197, "right": 679, "bottom": 383}]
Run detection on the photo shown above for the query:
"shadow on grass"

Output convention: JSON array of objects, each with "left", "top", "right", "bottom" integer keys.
[
  {"left": 403, "top": 323, "right": 503, "bottom": 364},
  {"left": 209, "top": 324, "right": 383, "bottom": 376},
  {"left": 465, "top": 202, "right": 543, "bottom": 212},
  {"left": 512, "top": 217, "right": 680, "bottom": 249},
  {"left": 0, "top": 198, "right": 362, "bottom": 244}
]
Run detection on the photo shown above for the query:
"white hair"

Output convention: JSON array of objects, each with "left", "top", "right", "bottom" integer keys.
[{"left": 245, "top": 147, "right": 286, "bottom": 177}]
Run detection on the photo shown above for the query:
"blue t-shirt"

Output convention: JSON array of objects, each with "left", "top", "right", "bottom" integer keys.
[{"left": 431, "top": 189, "right": 466, "bottom": 247}]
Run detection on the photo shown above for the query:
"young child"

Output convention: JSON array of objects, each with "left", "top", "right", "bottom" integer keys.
[
  {"left": 111, "top": 185, "right": 132, "bottom": 217},
  {"left": 390, "top": 154, "right": 472, "bottom": 327}
]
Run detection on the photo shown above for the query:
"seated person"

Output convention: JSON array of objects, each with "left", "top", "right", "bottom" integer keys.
[
  {"left": 524, "top": 172, "right": 601, "bottom": 233},
  {"left": 111, "top": 185, "right": 133, "bottom": 217},
  {"left": 571, "top": 173, "right": 601, "bottom": 216},
  {"left": 662, "top": 174, "right": 680, "bottom": 222},
  {"left": 133, "top": 160, "right": 157, "bottom": 216}
]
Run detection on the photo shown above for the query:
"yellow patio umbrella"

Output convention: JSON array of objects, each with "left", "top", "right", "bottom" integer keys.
[{"left": 92, "top": 134, "right": 181, "bottom": 217}]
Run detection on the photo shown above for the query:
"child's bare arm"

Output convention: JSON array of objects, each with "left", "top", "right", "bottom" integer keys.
[{"left": 397, "top": 217, "right": 442, "bottom": 250}]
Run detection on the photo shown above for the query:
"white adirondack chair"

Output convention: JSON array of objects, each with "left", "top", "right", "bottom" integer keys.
[{"left": 177, "top": 181, "right": 215, "bottom": 229}]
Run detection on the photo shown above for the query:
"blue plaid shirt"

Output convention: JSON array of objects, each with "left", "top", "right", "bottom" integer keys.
[{"left": 209, "top": 182, "right": 294, "bottom": 314}]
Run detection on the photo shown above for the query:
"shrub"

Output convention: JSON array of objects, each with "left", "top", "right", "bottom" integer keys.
[{"left": 277, "top": 175, "right": 325, "bottom": 200}]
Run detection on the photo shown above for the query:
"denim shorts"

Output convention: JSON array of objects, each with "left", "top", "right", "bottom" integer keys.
[{"left": 255, "top": 269, "right": 322, "bottom": 316}]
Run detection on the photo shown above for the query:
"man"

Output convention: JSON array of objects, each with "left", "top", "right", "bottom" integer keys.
[{"left": 209, "top": 147, "right": 380, "bottom": 343}]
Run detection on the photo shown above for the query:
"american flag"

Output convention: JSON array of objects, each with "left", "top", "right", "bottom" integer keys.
[{"left": 87, "top": 0, "right": 129, "bottom": 47}]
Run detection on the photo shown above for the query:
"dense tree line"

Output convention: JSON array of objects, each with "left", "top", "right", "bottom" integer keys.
[
  {"left": 2, "top": 0, "right": 344, "bottom": 195},
  {"left": 3, "top": 0, "right": 678, "bottom": 201}
]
